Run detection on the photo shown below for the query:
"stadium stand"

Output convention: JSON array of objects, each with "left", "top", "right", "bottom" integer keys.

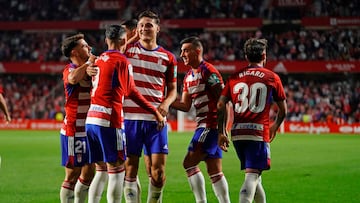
[
  {"left": 0, "top": 0, "right": 358, "bottom": 21},
  {"left": 1, "top": 28, "right": 359, "bottom": 62},
  {"left": 281, "top": 74, "right": 360, "bottom": 124},
  {"left": 0, "top": 74, "right": 63, "bottom": 120},
  {"left": 0, "top": 0, "right": 359, "bottom": 129}
]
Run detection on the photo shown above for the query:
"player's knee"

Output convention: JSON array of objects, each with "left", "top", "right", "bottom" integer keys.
[
  {"left": 151, "top": 168, "right": 165, "bottom": 187},
  {"left": 182, "top": 155, "right": 199, "bottom": 169},
  {"left": 81, "top": 164, "right": 96, "bottom": 180},
  {"left": 182, "top": 159, "right": 189, "bottom": 169},
  {"left": 66, "top": 169, "right": 81, "bottom": 184},
  {"left": 66, "top": 176, "right": 78, "bottom": 185},
  {"left": 96, "top": 162, "right": 107, "bottom": 171},
  {"left": 78, "top": 176, "right": 92, "bottom": 186}
]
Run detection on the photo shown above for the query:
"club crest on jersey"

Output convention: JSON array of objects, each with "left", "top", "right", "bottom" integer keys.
[{"left": 77, "top": 154, "right": 82, "bottom": 163}]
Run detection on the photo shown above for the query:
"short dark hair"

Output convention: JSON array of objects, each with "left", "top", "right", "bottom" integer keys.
[
  {"left": 105, "top": 24, "right": 126, "bottom": 40},
  {"left": 61, "top": 33, "right": 84, "bottom": 57},
  {"left": 138, "top": 10, "right": 160, "bottom": 25},
  {"left": 244, "top": 38, "right": 268, "bottom": 63},
  {"left": 180, "top": 36, "right": 203, "bottom": 50},
  {"left": 122, "top": 19, "right": 138, "bottom": 30}
]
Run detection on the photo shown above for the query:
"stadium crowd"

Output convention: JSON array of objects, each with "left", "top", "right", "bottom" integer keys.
[
  {"left": 0, "top": 1, "right": 359, "bottom": 124},
  {"left": 1, "top": 0, "right": 359, "bottom": 62},
  {"left": 280, "top": 75, "right": 360, "bottom": 124},
  {"left": 1, "top": 28, "right": 359, "bottom": 62},
  {"left": 0, "top": 0, "right": 359, "bottom": 21},
  {"left": 1, "top": 73, "right": 359, "bottom": 124},
  {"left": 0, "top": 74, "right": 64, "bottom": 120}
]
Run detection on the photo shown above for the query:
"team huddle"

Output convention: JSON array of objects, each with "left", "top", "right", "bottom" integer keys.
[{"left": 59, "top": 10, "right": 287, "bottom": 203}]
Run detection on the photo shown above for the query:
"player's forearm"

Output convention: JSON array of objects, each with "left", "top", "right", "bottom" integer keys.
[
  {"left": 170, "top": 99, "right": 190, "bottom": 112},
  {"left": 217, "top": 95, "right": 230, "bottom": 134},
  {"left": 68, "top": 64, "right": 88, "bottom": 84},
  {"left": 274, "top": 111, "right": 286, "bottom": 128},
  {"left": 129, "top": 89, "right": 157, "bottom": 115},
  {"left": 274, "top": 100, "right": 287, "bottom": 129},
  {"left": 217, "top": 101, "right": 227, "bottom": 134},
  {"left": 166, "top": 87, "right": 177, "bottom": 104},
  {"left": 162, "top": 84, "right": 177, "bottom": 108}
]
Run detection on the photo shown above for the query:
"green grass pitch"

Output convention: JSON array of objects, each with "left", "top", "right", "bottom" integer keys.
[{"left": 0, "top": 130, "right": 359, "bottom": 202}]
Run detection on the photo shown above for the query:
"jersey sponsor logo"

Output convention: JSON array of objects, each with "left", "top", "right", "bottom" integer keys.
[
  {"left": 233, "top": 123, "right": 264, "bottom": 131},
  {"left": 89, "top": 104, "right": 112, "bottom": 115}
]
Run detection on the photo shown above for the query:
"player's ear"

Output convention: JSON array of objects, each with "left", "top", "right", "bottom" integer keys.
[
  {"left": 195, "top": 48, "right": 201, "bottom": 55},
  {"left": 262, "top": 51, "right": 266, "bottom": 60},
  {"left": 71, "top": 49, "right": 77, "bottom": 57},
  {"left": 156, "top": 25, "right": 160, "bottom": 33}
]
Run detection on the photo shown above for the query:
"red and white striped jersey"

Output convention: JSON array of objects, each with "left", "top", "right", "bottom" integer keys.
[
  {"left": 123, "top": 42, "right": 177, "bottom": 121},
  {"left": 182, "top": 61, "right": 224, "bottom": 128},
  {"left": 86, "top": 50, "right": 157, "bottom": 128},
  {"left": 61, "top": 63, "right": 91, "bottom": 137},
  {"left": 221, "top": 66, "right": 286, "bottom": 142}
]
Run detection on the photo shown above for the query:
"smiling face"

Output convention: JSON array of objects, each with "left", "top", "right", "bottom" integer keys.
[
  {"left": 72, "top": 39, "right": 92, "bottom": 62},
  {"left": 137, "top": 16, "right": 159, "bottom": 43},
  {"left": 180, "top": 42, "right": 199, "bottom": 68}
]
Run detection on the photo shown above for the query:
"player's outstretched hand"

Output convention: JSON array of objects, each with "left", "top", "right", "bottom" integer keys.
[{"left": 218, "top": 133, "right": 230, "bottom": 152}]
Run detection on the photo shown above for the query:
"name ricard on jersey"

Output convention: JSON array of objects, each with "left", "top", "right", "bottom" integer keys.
[{"left": 238, "top": 70, "right": 265, "bottom": 78}]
